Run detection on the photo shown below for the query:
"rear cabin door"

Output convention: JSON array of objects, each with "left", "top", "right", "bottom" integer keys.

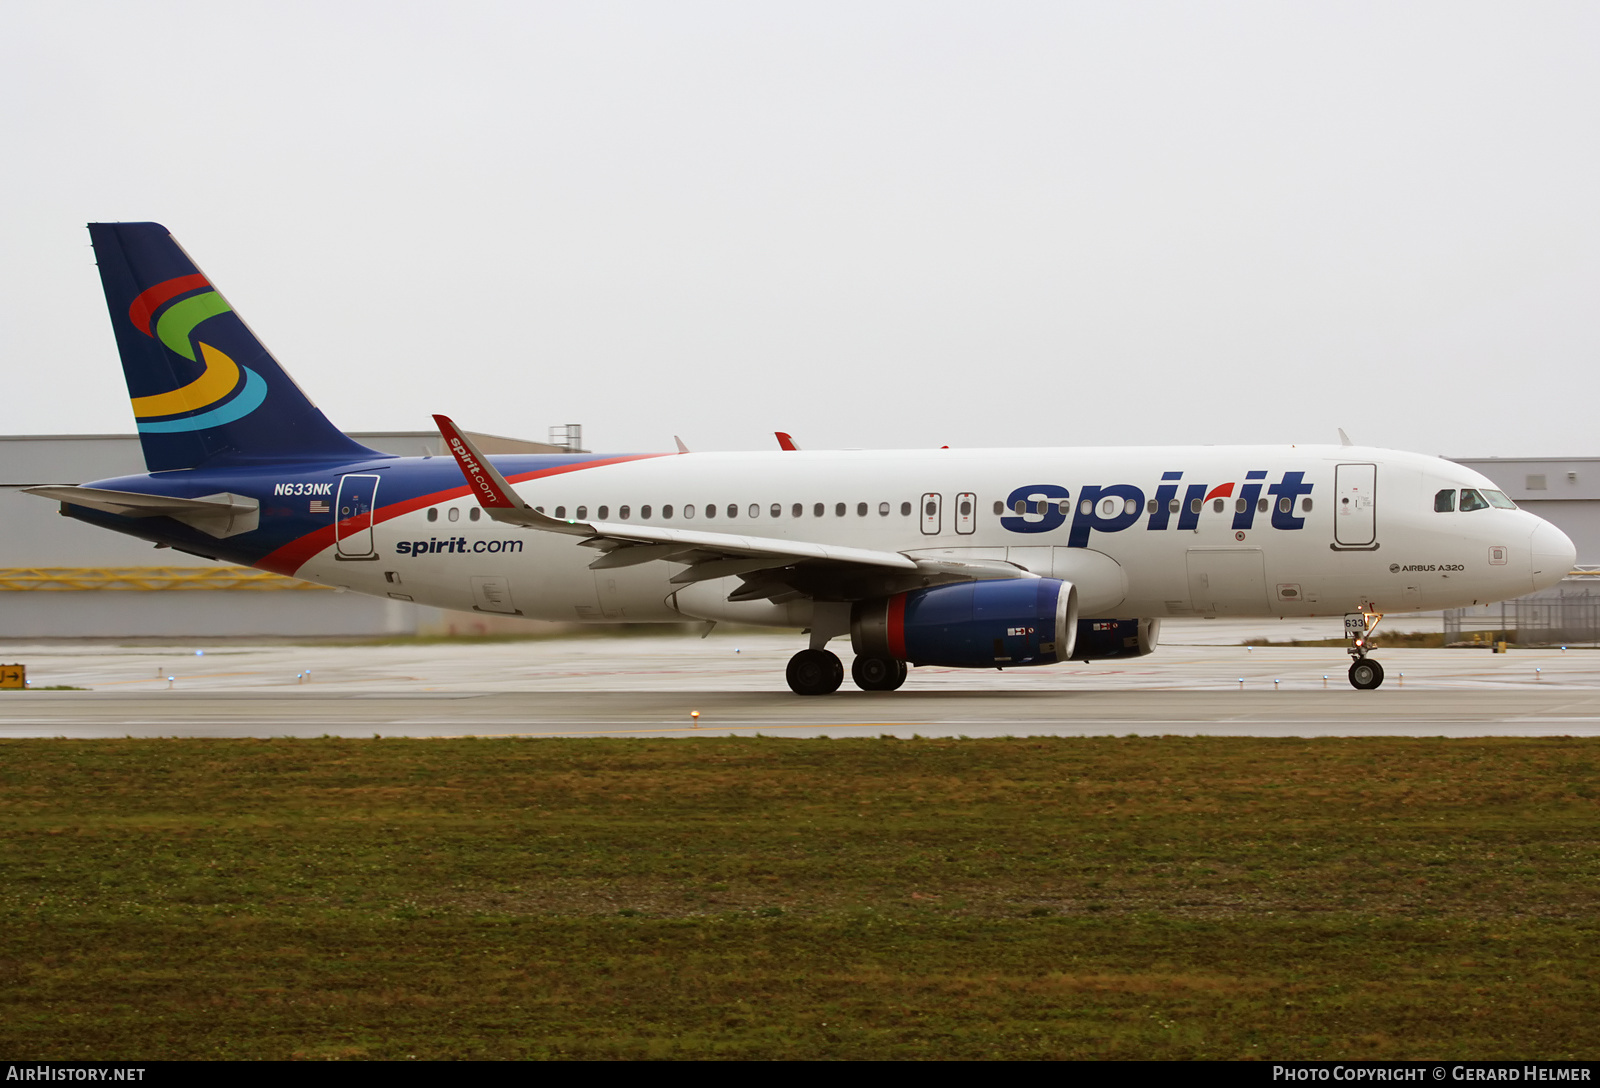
[
  {"left": 335, "top": 474, "right": 380, "bottom": 559},
  {"left": 1334, "top": 463, "right": 1377, "bottom": 547}
]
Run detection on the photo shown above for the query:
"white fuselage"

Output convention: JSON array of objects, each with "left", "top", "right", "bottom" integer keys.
[{"left": 290, "top": 444, "right": 1575, "bottom": 633}]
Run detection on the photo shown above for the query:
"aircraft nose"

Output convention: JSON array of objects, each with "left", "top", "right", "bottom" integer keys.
[{"left": 1530, "top": 520, "right": 1576, "bottom": 592}]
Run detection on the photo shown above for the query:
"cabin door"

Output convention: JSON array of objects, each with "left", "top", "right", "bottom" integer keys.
[
  {"left": 1333, "top": 463, "right": 1377, "bottom": 548},
  {"left": 335, "top": 474, "right": 380, "bottom": 560}
]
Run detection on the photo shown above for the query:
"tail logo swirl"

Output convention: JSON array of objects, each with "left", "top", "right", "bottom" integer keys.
[{"left": 125, "top": 274, "right": 267, "bottom": 433}]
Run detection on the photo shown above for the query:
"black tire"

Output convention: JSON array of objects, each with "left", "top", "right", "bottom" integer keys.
[
  {"left": 787, "top": 649, "right": 844, "bottom": 695},
  {"left": 1348, "top": 658, "right": 1385, "bottom": 690},
  {"left": 852, "top": 655, "right": 907, "bottom": 692}
]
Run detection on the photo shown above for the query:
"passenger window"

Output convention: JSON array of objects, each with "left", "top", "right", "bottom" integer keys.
[
  {"left": 597, "top": 506, "right": 609, "bottom": 520},
  {"left": 1058, "top": 500, "right": 1070, "bottom": 515},
  {"left": 993, "top": 501, "right": 1003, "bottom": 515},
  {"left": 878, "top": 502, "right": 890, "bottom": 516},
  {"left": 1147, "top": 500, "right": 1159, "bottom": 514},
  {"left": 469, "top": 507, "right": 481, "bottom": 522},
  {"left": 1189, "top": 498, "right": 1201, "bottom": 514},
  {"left": 1278, "top": 497, "right": 1291, "bottom": 513},
  {"left": 1081, "top": 500, "right": 1092, "bottom": 515},
  {"left": 902, "top": 501, "right": 913, "bottom": 516},
  {"left": 704, "top": 504, "right": 716, "bottom": 519},
  {"left": 659, "top": 504, "right": 670, "bottom": 518},
  {"left": 1257, "top": 498, "right": 1268, "bottom": 513},
  {"left": 1014, "top": 500, "right": 1027, "bottom": 515},
  {"left": 1168, "top": 499, "right": 1180, "bottom": 514},
  {"left": 835, "top": 503, "right": 846, "bottom": 517},
  {"left": 683, "top": 504, "right": 694, "bottom": 518},
  {"left": 534, "top": 506, "right": 545, "bottom": 514},
  {"left": 641, "top": 505, "right": 652, "bottom": 519},
  {"left": 1460, "top": 489, "right": 1489, "bottom": 512},
  {"left": 771, "top": 504, "right": 782, "bottom": 518},
  {"left": 857, "top": 502, "right": 868, "bottom": 516},
  {"left": 1301, "top": 498, "right": 1313, "bottom": 513},
  {"left": 727, "top": 504, "right": 738, "bottom": 518},
  {"left": 1212, "top": 498, "right": 1224, "bottom": 513},
  {"left": 427, "top": 508, "right": 438, "bottom": 522},
  {"left": 1435, "top": 489, "right": 1455, "bottom": 512},
  {"left": 792, "top": 504, "right": 803, "bottom": 518},
  {"left": 749, "top": 504, "right": 760, "bottom": 519},
  {"left": 1101, "top": 498, "right": 1117, "bottom": 516},
  {"left": 1125, "top": 499, "right": 1138, "bottom": 515},
  {"left": 1235, "top": 498, "right": 1246, "bottom": 513},
  {"left": 554, "top": 506, "right": 566, "bottom": 518},
  {"left": 448, "top": 507, "right": 460, "bottom": 522},
  {"left": 619, "top": 506, "right": 630, "bottom": 520},
  {"left": 814, "top": 503, "right": 825, "bottom": 517},
  {"left": 576, "top": 506, "right": 588, "bottom": 519}
]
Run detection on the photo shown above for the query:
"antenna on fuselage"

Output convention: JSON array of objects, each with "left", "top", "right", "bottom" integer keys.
[{"left": 1338, "top": 428, "right": 1354, "bottom": 447}]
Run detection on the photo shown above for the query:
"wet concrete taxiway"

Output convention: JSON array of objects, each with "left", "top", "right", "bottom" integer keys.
[{"left": 1, "top": 627, "right": 1597, "bottom": 738}]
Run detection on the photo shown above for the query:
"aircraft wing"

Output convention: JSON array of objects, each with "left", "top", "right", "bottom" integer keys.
[{"left": 433, "top": 415, "right": 1030, "bottom": 601}]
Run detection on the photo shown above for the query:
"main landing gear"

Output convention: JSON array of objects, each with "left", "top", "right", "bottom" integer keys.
[
  {"left": 786, "top": 649, "right": 844, "bottom": 696},
  {"left": 1345, "top": 609, "right": 1385, "bottom": 690},
  {"left": 784, "top": 650, "right": 908, "bottom": 695}
]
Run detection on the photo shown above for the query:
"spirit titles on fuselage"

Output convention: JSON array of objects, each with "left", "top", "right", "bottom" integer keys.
[{"left": 1002, "top": 470, "right": 1315, "bottom": 546}]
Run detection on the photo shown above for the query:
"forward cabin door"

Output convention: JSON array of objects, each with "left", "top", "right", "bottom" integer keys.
[
  {"left": 1334, "top": 463, "right": 1377, "bottom": 548},
  {"left": 921, "top": 493, "right": 942, "bottom": 535},
  {"left": 335, "top": 474, "right": 380, "bottom": 560}
]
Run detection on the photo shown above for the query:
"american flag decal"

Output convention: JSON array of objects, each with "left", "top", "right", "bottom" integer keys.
[{"left": 310, "top": 500, "right": 330, "bottom": 514}]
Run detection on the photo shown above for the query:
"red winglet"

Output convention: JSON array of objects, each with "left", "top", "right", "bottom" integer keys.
[
  {"left": 775, "top": 431, "right": 799, "bottom": 451},
  {"left": 433, "top": 414, "right": 516, "bottom": 508}
]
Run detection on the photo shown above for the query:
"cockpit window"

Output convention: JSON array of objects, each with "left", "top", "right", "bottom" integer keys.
[
  {"left": 1483, "top": 490, "right": 1517, "bottom": 510},
  {"left": 1459, "top": 489, "right": 1489, "bottom": 512},
  {"left": 1434, "top": 489, "right": 1455, "bottom": 513}
]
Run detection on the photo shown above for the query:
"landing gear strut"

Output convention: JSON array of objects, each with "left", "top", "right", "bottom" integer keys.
[
  {"left": 786, "top": 648, "right": 844, "bottom": 695},
  {"left": 1344, "top": 609, "right": 1385, "bottom": 690},
  {"left": 851, "top": 655, "right": 908, "bottom": 692}
]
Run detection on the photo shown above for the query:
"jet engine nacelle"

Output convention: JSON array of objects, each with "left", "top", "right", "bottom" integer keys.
[
  {"left": 1069, "top": 617, "right": 1160, "bottom": 660},
  {"left": 851, "top": 578, "right": 1080, "bottom": 669}
]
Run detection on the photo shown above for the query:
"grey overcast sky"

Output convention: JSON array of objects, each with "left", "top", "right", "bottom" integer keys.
[{"left": 2, "top": 2, "right": 1596, "bottom": 457}]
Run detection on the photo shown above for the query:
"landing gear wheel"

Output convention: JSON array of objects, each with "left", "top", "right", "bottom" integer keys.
[
  {"left": 787, "top": 649, "right": 844, "bottom": 695},
  {"left": 1348, "top": 658, "right": 1385, "bottom": 690},
  {"left": 851, "top": 656, "right": 908, "bottom": 692}
]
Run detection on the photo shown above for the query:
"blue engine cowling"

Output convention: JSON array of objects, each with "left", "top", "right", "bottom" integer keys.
[
  {"left": 1069, "top": 617, "right": 1160, "bottom": 660},
  {"left": 851, "top": 579, "right": 1079, "bottom": 669}
]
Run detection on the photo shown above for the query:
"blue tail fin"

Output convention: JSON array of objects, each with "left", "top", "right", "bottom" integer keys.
[{"left": 87, "top": 222, "right": 381, "bottom": 472}]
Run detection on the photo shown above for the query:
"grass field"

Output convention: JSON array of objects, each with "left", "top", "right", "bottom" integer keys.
[{"left": 0, "top": 736, "right": 1595, "bottom": 1060}]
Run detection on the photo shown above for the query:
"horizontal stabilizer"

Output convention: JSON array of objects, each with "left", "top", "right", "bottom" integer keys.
[{"left": 23, "top": 485, "right": 260, "bottom": 538}]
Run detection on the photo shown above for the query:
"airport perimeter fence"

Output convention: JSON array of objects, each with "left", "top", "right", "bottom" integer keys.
[{"left": 1443, "top": 571, "right": 1600, "bottom": 646}]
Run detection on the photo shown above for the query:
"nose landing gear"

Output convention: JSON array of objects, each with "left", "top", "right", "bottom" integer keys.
[{"left": 1345, "top": 610, "right": 1385, "bottom": 690}]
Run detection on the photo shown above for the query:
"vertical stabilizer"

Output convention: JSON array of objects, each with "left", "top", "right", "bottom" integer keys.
[{"left": 87, "top": 222, "right": 381, "bottom": 472}]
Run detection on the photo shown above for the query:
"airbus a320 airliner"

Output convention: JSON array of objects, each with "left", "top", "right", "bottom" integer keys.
[{"left": 26, "top": 223, "right": 1577, "bottom": 694}]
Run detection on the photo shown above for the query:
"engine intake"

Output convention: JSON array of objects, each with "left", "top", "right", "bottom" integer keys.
[{"left": 852, "top": 578, "right": 1079, "bottom": 669}]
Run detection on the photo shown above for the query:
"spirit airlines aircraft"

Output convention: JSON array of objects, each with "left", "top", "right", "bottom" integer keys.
[{"left": 28, "top": 223, "right": 1577, "bottom": 694}]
